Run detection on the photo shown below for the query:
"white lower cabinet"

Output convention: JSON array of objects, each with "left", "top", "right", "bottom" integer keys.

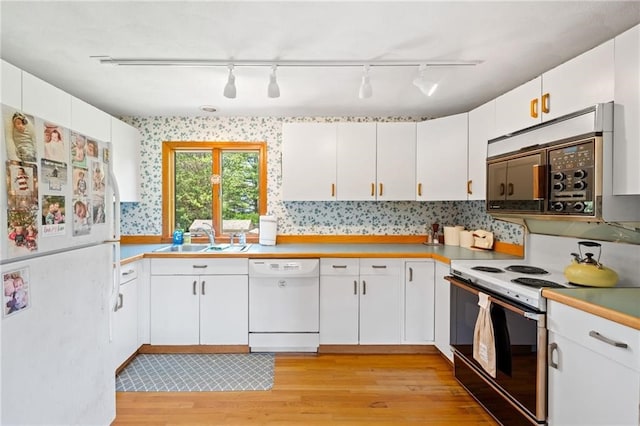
[
  {"left": 434, "top": 261, "right": 453, "bottom": 362},
  {"left": 150, "top": 258, "right": 248, "bottom": 345},
  {"left": 404, "top": 260, "right": 435, "bottom": 343},
  {"left": 547, "top": 300, "right": 640, "bottom": 426},
  {"left": 113, "top": 261, "right": 140, "bottom": 369},
  {"left": 320, "top": 258, "right": 402, "bottom": 344}
]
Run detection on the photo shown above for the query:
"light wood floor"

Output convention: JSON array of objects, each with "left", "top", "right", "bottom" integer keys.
[{"left": 113, "top": 353, "right": 498, "bottom": 425}]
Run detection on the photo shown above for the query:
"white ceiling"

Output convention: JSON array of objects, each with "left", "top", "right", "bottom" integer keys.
[{"left": 1, "top": 1, "right": 639, "bottom": 118}]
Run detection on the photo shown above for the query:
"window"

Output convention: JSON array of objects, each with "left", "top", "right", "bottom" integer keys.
[{"left": 162, "top": 142, "right": 267, "bottom": 241}]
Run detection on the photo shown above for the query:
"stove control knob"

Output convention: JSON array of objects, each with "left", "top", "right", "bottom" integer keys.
[
  {"left": 574, "top": 181, "right": 587, "bottom": 190},
  {"left": 553, "top": 182, "right": 565, "bottom": 191},
  {"left": 574, "top": 169, "right": 587, "bottom": 179},
  {"left": 551, "top": 202, "right": 565, "bottom": 211},
  {"left": 574, "top": 202, "right": 585, "bottom": 212},
  {"left": 553, "top": 172, "right": 566, "bottom": 180}
]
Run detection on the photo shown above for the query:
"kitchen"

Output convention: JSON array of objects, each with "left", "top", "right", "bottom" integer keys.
[{"left": 1, "top": 2, "right": 640, "bottom": 425}]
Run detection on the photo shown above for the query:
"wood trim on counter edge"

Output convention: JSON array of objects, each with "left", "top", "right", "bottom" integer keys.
[
  {"left": 543, "top": 290, "right": 640, "bottom": 331},
  {"left": 121, "top": 234, "right": 524, "bottom": 257}
]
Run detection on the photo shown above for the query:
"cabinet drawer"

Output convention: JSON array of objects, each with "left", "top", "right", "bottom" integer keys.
[
  {"left": 119, "top": 262, "right": 138, "bottom": 284},
  {"left": 359, "top": 259, "right": 402, "bottom": 276},
  {"left": 548, "top": 301, "right": 640, "bottom": 371},
  {"left": 151, "top": 258, "right": 248, "bottom": 275},
  {"left": 320, "top": 258, "right": 359, "bottom": 276}
]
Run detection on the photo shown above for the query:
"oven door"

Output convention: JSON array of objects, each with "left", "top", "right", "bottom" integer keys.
[
  {"left": 487, "top": 151, "right": 546, "bottom": 214},
  {"left": 447, "top": 276, "right": 547, "bottom": 424}
]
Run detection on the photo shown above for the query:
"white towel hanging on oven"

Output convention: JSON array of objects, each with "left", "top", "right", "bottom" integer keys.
[{"left": 473, "top": 292, "right": 496, "bottom": 378}]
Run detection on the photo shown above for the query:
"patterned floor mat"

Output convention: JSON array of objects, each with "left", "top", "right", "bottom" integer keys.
[{"left": 116, "top": 353, "right": 275, "bottom": 392}]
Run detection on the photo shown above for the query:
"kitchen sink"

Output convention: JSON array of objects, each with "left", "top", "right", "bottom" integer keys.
[
  {"left": 154, "top": 243, "right": 252, "bottom": 253},
  {"left": 154, "top": 243, "right": 211, "bottom": 253}
]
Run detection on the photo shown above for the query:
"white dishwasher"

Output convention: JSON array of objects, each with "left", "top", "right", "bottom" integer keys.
[{"left": 249, "top": 259, "right": 320, "bottom": 352}]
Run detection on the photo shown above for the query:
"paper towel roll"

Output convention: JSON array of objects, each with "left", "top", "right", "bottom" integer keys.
[
  {"left": 459, "top": 230, "right": 474, "bottom": 248},
  {"left": 259, "top": 215, "right": 277, "bottom": 245},
  {"left": 444, "top": 226, "right": 460, "bottom": 246}
]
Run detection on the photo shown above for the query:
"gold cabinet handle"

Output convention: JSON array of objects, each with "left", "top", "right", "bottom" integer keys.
[
  {"left": 371, "top": 183, "right": 375, "bottom": 197},
  {"left": 542, "top": 93, "right": 550, "bottom": 114},
  {"left": 467, "top": 180, "right": 472, "bottom": 195},
  {"left": 379, "top": 183, "right": 383, "bottom": 196},
  {"left": 530, "top": 98, "right": 539, "bottom": 118},
  {"left": 331, "top": 183, "right": 335, "bottom": 197},
  {"left": 417, "top": 183, "right": 422, "bottom": 197}
]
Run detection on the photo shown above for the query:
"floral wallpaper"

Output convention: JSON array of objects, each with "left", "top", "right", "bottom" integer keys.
[{"left": 119, "top": 116, "right": 524, "bottom": 244}]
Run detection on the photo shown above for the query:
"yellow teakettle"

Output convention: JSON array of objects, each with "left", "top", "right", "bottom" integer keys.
[{"left": 564, "top": 241, "right": 618, "bottom": 287}]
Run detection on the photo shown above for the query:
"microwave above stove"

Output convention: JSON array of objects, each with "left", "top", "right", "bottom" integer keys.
[{"left": 486, "top": 103, "right": 640, "bottom": 223}]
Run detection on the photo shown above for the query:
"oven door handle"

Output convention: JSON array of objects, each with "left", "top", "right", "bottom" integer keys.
[{"left": 446, "top": 276, "right": 543, "bottom": 320}]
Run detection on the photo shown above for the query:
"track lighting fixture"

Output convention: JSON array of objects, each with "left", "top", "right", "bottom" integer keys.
[
  {"left": 358, "top": 65, "right": 372, "bottom": 99},
  {"left": 96, "top": 57, "right": 478, "bottom": 99},
  {"left": 413, "top": 64, "right": 438, "bottom": 97},
  {"left": 223, "top": 64, "right": 236, "bottom": 99},
  {"left": 267, "top": 65, "right": 280, "bottom": 98}
]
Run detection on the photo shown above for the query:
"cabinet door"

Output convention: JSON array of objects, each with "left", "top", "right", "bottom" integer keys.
[
  {"left": 319, "top": 275, "right": 359, "bottom": 344},
  {"left": 111, "top": 118, "right": 141, "bottom": 202},
  {"left": 1, "top": 60, "right": 22, "bottom": 109},
  {"left": 548, "top": 331, "right": 640, "bottom": 426},
  {"left": 199, "top": 275, "right": 248, "bottom": 345},
  {"left": 150, "top": 275, "right": 199, "bottom": 345},
  {"left": 22, "top": 71, "right": 72, "bottom": 128},
  {"left": 542, "top": 39, "right": 614, "bottom": 122},
  {"left": 434, "top": 262, "right": 453, "bottom": 362},
  {"left": 359, "top": 259, "right": 402, "bottom": 344},
  {"left": 494, "top": 76, "right": 542, "bottom": 138},
  {"left": 376, "top": 122, "right": 416, "bottom": 200},
  {"left": 70, "top": 97, "right": 111, "bottom": 142},
  {"left": 282, "top": 123, "right": 336, "bottom": 201},
  {"left": 467, "top": 101, "right": 493, "bottom": 200},
  {"left": 336, "top": 122, "right": 377, "bottom": 200},
  {"left": 404, "top": 261, "right": 434, "bottom": 343},
  {"left": 416, "top": 113, "right": 468, "bottom": 201},
  {"left": 113, "top": 278, "right": 138, "bottom": 369},
  {"left": 614, "top": 24, "right": 640, "bottom": 195}
]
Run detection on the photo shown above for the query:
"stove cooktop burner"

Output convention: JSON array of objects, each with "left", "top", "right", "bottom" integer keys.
[
  {"left": 471, "top": 266, "right": 504, "bottom": 273},
  {"left": 505, "top": 265, "right": 549, "bottom": 275},
  {"left": 511, "top": 277, "right": 564, "bottom": 288}
]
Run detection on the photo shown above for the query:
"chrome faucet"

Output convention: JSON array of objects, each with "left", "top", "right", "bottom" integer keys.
[{"left": 196, "top": 223, "right": 215, "bottom": 245}]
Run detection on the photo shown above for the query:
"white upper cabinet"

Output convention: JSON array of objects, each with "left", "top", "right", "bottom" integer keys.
[
  {"left": 494, "top": 39, "right": 614, "bottom": 137},
  {"left": 467, "top": 101, "right": 493, "bottom": 200},
  {"left": 375, "top": 122, "right": 416, "bottom": 201},
  {"left": 282, "top": 122, "right": 415, "bottom": 201},
  {"left": 336, "top": 122, "right": 377, "bottom": 200},
  {"left": 282, "top": 122, "right": 337, "bottom": 201},
  {"left": 416, "top": 113, "right": 468, "bottom": 201},
  {"left": 542, "top": 39, "right": 614, "bottom": 121},
  {"left": 22, "top": 71, "right": 71, "bottom": 128},
  {"left": 613, "top": 24, "right": 640, "bottom": 195},
  {"left": 494, "top": 77, "right": 542, "bottom": 137},
  {"left": 1, "top": 60, "right": 22, "bottom": 109},
  {"left": 111, "top": 117, "right": 141, "bottom": 202},
  {"left": 70, "top": 97, "right": 111, "bottom": 142}
]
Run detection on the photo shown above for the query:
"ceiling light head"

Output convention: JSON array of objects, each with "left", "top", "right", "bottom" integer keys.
[
  {"left": 267, "top": 64, "right": 280, "bottom": 98},
  {"left": 358, "top": 64, "right": 372, "bottom": 99},
  {"left": 223, "top": 64, "right": 236, "bottom": 99},
  {"left": 413, "top": 64, "right": 438, "bottom": 97}
]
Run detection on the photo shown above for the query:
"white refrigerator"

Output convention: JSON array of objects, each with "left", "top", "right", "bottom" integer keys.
[{"left": 1, "top": 105, "right": 119, "bottom": 425}]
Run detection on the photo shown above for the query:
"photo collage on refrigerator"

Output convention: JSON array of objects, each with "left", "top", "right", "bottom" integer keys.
[{"left": 2, "top": 105, "right": 109, "bottom": 258}]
